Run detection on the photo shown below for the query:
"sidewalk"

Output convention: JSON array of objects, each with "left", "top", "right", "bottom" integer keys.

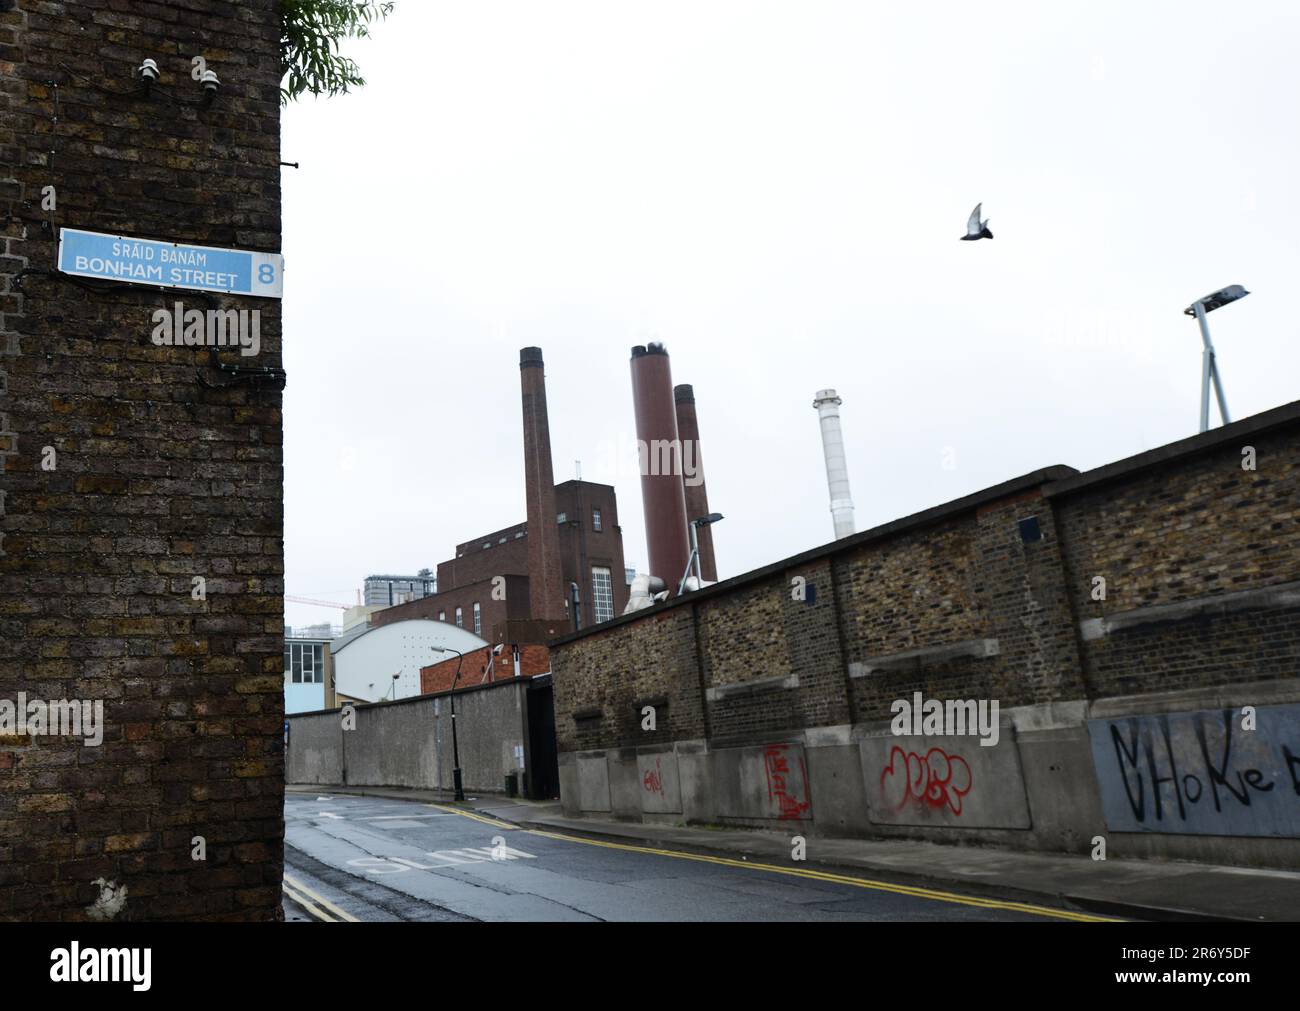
[{"left": 287, "top": 784, "right": 1300, "bottom": 922}]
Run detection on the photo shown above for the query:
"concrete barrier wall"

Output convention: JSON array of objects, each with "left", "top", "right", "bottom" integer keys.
[
  {"left": 557, "top": 683, "right": 1300, "bottom": 868},
  {"left": 286, "top": 679, "right": 531, "bottom": 795}
]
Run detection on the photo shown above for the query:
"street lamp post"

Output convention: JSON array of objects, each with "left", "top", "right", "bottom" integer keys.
[
  {"left": 678, "top": 513, "right": 724, "bottom": 596},
  {"left": 1185, "top": 284, "right": 1248, "bottom": 433},
  {"left": 431, "top": 646, "right": 466, "bottom": 801}
]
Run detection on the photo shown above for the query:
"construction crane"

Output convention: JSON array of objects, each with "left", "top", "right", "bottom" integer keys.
[{"left": 285, "top": 595, "right": 349, "bottom": 610}]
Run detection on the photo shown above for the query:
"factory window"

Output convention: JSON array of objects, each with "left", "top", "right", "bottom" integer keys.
[
  {"left": 483, "top": 542, "right": 492, "bottom": 550},
  {"left": 439, "top": 611, "right": 446, "bottom": 622},
  {"left": 592, "top": 508, "right": 602, "bottom": 532},
  {"left": 556, "top": 512, "right": 567, "bottom": 524},
  {"left": 592, "top": 567, "right": 614, "bottom": 624},
  {"left": 515, "top": 531, "right": 524, "bottom": 539},
  {"left": 286, "top": 643, "right": 324, "bottom": 685},
  {"left": 455, "top": 607, "right": 463, "bottom": 628},
  {"left": 473, "top": 602, "right": 482, "bottom": 636}
]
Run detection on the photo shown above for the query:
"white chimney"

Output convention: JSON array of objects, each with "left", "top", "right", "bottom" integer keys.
[{"left": 813, "top": 389, "right": 855, "bottom": 540}]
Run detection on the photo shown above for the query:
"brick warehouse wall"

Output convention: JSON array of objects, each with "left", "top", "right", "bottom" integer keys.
[
  {"left": 549, "top": 401, "right": 1300, "bottom": 866},
  {"left": 0, "top": 1, "right": 284, "bottom": 921}
]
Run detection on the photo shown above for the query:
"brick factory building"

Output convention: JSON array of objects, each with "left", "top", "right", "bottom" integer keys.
[
  {"left": 374, "top": 348, "right": 630, "bottom": 650},
  {"left": 0, "top": 2, "right": 285, "bottom": 920}
]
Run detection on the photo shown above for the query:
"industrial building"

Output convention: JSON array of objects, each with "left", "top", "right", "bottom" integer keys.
[
  {"left": 373, "top": 348, "right": 632, "bottom": 643},
  {"left": 363, "top": 572, "right": 437, "bottom": 607}
]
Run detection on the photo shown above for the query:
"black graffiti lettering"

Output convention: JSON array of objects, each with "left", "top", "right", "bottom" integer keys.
[
  {"left": 1158, "top": 715, "right": 1186, "bottom": 820},
  {"left": 1194, "top": 710, "right": 1250, "bottom": 812},
  {"left": 1242, "top": 769, "right": 1273, "bottom": 794},
  {"left": 1285, "top": 746, "right": 1300, "bottom": 797},
  {"left": 1110, "top": 721, "right": 1145, "bottom": 821},
  {"left": 1183, "top": 774, "right": 1203, "bottom": 803}
]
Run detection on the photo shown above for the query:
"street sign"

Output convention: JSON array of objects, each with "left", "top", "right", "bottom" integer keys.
[{"left": 57, "top": 227, "right": 284, "bottom": 298}]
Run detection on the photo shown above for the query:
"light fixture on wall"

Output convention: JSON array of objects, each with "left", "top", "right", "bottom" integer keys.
[
  {"left": 200, "top": 69, "right": 220, "bottom": 107},
  {"left": 137, "top": 58, "right": 159, "bottom": 95}
]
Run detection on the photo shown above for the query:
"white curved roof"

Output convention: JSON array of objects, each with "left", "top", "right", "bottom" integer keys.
[{"left": 333, "top": 619, "right": 488, "bottom": 702}]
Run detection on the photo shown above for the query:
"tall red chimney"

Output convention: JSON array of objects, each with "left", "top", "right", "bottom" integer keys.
[
  {"left": 520, "top": 347, "right": 566, "bottom": 622},
  {"left": 631, "top": 343, "right": 690, "bottom": 585},
  {"left": 673, "top": 384, "right": 717, "bottom": 583}
]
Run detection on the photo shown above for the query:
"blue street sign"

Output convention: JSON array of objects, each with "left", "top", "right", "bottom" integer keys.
[{"left": 58, "top": 227, "right": 284, "bottom": 298}]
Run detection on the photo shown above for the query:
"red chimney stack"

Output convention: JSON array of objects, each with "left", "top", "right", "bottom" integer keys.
[{"left": 631, "top": 343, "right": 691, "bottom": 585}]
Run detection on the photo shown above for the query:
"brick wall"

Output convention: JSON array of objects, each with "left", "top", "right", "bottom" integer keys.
[
  {"left": 421, "top": 642, "right": 550, "bottom": 694},
  {"left": 0, "top": 0, "right": 283, "bottom": 921},
  {"left": 1052, "top": 419, "right": 1300, "bottom": 699},
  {"left": 550, "top": 403, "right": 1300, "bottom": 758}
]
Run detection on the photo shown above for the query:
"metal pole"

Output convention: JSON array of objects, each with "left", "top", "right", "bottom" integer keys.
[
  {"left": 1190, "top": 297, "right": 1222, "bottom": 426},
  {"left": 450, "top": 652, "right": 464, "bottom": 801},
  {"left": 678, "top": 523, "right": 700, "bottom": 596},
  {"left": 436, "top": 646, "right": 466, "bottom": 801},
  {"left": 1211, "top": 359, "right": 1231, "bottom": 426}
]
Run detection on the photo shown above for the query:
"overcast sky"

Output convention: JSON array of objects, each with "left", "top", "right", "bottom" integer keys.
[{"left": 280, "top": 0, "right": 1300, "bottom": 629}]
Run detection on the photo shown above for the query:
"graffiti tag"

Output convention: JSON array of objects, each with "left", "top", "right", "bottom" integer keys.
[
  {"left": 764, "top": 744, "right": 812, "bottom": 820},
  {"left": 1088, "top": 705, "right": 1300, "bottom": 838},
  {"left": 880, "top": 746, "right": 973, "bottom": 816}
]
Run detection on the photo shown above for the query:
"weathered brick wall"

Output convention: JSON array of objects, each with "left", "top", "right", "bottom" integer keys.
[
  {"left": 551, "top": 406, "right": 1300, "bottom": 756},
  {"left": 554, "top": 606, "right": 704, "bottom": 753},
  {"left": 0, "top": 0, "right": 283, "bottom": 921},
  {"left": 1052, "top": 419, "right": 1300, "bottom": 699}
]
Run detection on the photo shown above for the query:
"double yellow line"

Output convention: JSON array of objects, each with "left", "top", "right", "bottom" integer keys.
[
  {"left": 425, "top": 803, "right": 517, "bottom": 830},
  {"left": 282, "top": 872, "right": 359, "bottom": 923},
  {"left": 522, "top": 829, "right": 1117, "bottom": 922}
]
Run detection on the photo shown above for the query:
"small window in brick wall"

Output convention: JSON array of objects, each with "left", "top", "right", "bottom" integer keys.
[
  {"left": 1018, "top": 516, "right": 1042, "bottom": 543},
  {"left": 574, "top": 708, "right": 602, "bottom": 732}
]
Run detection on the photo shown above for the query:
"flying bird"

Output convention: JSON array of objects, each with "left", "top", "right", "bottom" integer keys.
[{"left": 961, "top": 203, "right": 993, "bottom": 241}]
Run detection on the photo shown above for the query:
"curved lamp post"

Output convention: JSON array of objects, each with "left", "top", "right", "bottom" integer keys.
[
  {"left": 1185, "top": 285, "right": 1248, "bottom": 433},
  {"left": 430, "top": 646, "right": 466, "bottom": 801}
]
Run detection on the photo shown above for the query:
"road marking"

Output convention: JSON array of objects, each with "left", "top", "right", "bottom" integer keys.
[
  {"left": 283, "top": 872, "right": 360, "bottom": 922},
  {"left": 348, "top": 846, "right": 538, "bottom": 874},
  {"left": 316, "top": 811, "right": 345, "bottom": 820},
  {"left": 425, "top": 803, "right": 517, "bottom": 829},
  {"left": 366, "top": 814, "right": 443, "bottom": 821},
  {"left": 523, "top": 830, "right": 1117, "bottom": 922},
  {"left": 282, "top": 882, "right": 336, "bottom": 922}
]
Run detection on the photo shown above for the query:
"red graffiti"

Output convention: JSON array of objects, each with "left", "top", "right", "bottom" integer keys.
[
  {"left": 880, "top": 746, "right": 973, "bottom": 815},
  {"left": 764, "top": 744, "right": 811, "bottom": 820},
  {"left": 643, "top": 757, "right": 664, "bottom": 794}
]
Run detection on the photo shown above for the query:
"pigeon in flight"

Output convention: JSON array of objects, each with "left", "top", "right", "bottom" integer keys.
[{"left": 961, "top": 203, "right": 993, "bottom": 241}]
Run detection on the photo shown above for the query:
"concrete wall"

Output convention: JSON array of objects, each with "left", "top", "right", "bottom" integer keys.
[
  {"left": 548, "top": 402, "right": 1300, "bottom": 868},
  {"left": 287, "top": 678, "right": 533, "bottom": 796}
]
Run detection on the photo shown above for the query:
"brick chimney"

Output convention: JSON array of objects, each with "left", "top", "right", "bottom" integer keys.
[
  {"left": 520, "top": 347, "right": 567, "bottom": 622},
  {"left": 674, "top": 384, "right": 717, "bottom": 582}
]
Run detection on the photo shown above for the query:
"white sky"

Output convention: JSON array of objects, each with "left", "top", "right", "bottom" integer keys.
[{"left": 281, "top": 0, "right": 1300, "bottom": 628}]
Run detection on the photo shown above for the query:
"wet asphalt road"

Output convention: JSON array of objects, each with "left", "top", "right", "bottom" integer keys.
[{"left": 282, "top": 792, "right": 1089, "bottom": 922}]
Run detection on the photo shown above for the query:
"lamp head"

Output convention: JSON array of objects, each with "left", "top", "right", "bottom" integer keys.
[{"left": 1185, "top": 284, "right": 1249, "bottom": 316}]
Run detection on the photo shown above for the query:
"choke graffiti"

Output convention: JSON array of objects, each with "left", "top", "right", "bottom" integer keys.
[
  {"left": 880, "top": 746, "right": 973, "bottom": 816},
  {"left": 1088, "top": 704, "right": 1300, "bottom": 838},
  {"left": 763, "top": 744, "right": 811, "bottom": 820}
]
